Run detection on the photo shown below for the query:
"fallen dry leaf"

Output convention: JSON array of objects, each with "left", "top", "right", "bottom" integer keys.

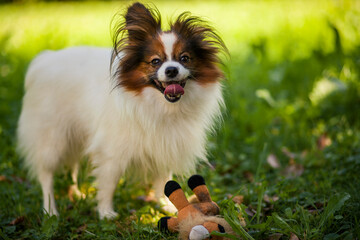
[
  {"left": 264, "top": 194, "right": 279, "bottom": 203},
  {"left": 232, "top": 195, "right": 244, "bottom": 205},
  {"left": 317, "top": 133, "right": 332, "bottom": 150},
  {"left": 245, "top": 207, "right": 256, "bottom": 217},
  {"left": 306, "top": 202, "right": 324, "bottom": 214},
  {"left": 314, "top": 202, "right": 324, "bottom": 209},
  {"left": 238, "top": 216, "right": 246, "bottom": 227},
  {"left": 289, "top": 233, "right": 300, "bottom": 240},
  {"left": 263, "top": 206, "right": 274, "bottom": 216},
  {"left": 243, "top": 171, "right": 254, "bottom": 182},
  {"left": 281, "top": 147, "right": 296, "bottom": 159},
  {"left": 9, "top": 216, "right": 25, "bottom": 226},
  {"left": 76, "top": 224, "right": 87, "bottom": 234},
  {"left": 0, "top": 175, "right": 7, "bottom": 182},
  {"left": 283, "top": 159, "right": 304, "bottom": 178},
  {"left": 267, "top": 153, "right": 281, "bottom": 169},
  {"left": 268, "top": 233, "right": 283, "bottom": 240}
]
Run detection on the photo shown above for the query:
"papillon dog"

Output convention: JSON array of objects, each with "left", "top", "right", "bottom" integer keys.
[{"left": 17, "top": 2, "right": 226, "bottom": 219}]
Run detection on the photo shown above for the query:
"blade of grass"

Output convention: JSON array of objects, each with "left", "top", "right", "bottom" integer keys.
[
  {"left": 319, "top": 192, "right": 350, "bottom": 228},
  {"left": 211, "top": 231, "right": 239, "bottom": 240},
  {"left": 256, "top": 183, "right": 266, "bottom": 224},
  {"left": 255, "top": 143, "right": 268, "bottom": 182},
  {"left": 223, "top": 208, "right": 255, "bottom": 240},
  {"left": 272, "top": 212, "right": 300, "bottom": 237},
  {"left": 297, "top": 205, "right": 310, "bottom": 239},
  {"left": 0, "top": 229, "right": 12, "bottom": 240}
]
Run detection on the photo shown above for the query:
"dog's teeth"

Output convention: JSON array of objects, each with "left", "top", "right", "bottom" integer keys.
[{"left": 176, "top": 94, "right": 180, "bottom": 98}]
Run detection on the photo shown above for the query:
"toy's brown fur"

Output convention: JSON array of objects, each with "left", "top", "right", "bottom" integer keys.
[
  {"left": 178, "top": 214, "right": 234, "bottom": 240},
  {"left": 158, "top": 175, "right": 234, "bottom": 240}
]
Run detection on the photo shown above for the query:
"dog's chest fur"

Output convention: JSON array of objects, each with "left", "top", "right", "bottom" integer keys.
[
  {"left": 22, "top": 47, "right": 223, "bottom": 180},
  {"left": 87, "top": 76, "right": 223, "bottom": 179}
]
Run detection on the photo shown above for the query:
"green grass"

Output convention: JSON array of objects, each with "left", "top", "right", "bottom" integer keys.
[{"left": 1, "top": 1, "right": 360, "bottom": 239}]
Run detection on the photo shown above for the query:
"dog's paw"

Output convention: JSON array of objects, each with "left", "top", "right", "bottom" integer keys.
[
  {"left": 68, "top": 185, "right": 86, "bottom": 201},
  {"left": 162, "top": 204, "right": 178, "bottom": 214},
  {"left": 99, "top": 209, "right": 119, "bottom": 220},
  {"left": 158, "top": 197, "right": 177, "bottom": 214},
  {"left": 43, "top": 208, "right": 59, "bottom": 217}
]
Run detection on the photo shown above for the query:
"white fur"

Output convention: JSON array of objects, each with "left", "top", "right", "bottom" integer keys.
[
  {"left": 158, "top": 33, "right": 190, "bottom": 82},
  {"left": 160, "top": 32, "right": 177, "bottom": 60},
  {"left": 157, "top": 61, "right": 190, "bottom": 82},
  {"left": 17, "top": 46, "right": 223, "bottom": 219}
]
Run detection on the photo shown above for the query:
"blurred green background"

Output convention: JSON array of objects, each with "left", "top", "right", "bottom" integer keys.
[{"left": 1, "top": 1, "right": 359, "bottom": 239}]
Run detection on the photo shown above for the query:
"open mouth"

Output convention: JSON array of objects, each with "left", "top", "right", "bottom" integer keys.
[{"left": 151, "top": 79, "right": 186, "bottom": 103}]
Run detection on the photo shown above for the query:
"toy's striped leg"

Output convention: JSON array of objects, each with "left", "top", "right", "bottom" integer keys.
[
  {"left": 164, "top": 180, "right": 190, "bottom": 211},
  {"left": 188, "top": 175, "right": 220, "bottom": 215},
  {"left": 158, "top": 216, "right": 179, "bottom": 233},
  {"left": 187, "top": 175, "right": 212, "bottom": 202}
]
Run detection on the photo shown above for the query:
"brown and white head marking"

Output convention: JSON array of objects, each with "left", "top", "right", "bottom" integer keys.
[{"left": 112, "top": 2, "right": 227, "bottom": 103}]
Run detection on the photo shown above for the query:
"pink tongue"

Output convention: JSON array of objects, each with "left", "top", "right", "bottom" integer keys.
[{"left": 164, "top": 84, "right": 184, "bottom": 96}]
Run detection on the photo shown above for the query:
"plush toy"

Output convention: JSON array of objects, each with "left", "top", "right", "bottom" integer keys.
[{"left": 158, "top": 175, "right": 234, "bottom": 240}]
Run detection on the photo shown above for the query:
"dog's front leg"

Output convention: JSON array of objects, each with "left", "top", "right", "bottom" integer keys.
[
  {"left": 39, "top": 169, "right": 58, "bottom": 216},
  {"left": 153, "top": 174, "right": 177, "bottom": 214},
  {"left": 93, "top": 160, "right": 124, "bottom": 219}
]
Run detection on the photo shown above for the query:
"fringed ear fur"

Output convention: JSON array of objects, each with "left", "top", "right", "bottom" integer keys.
[
  {"left": 171, "top": 13, "right": 227, "bottom": 63},
  {"left": 124, "top": 2, "right": 161, "bottom": 42},
  {"left": 112, "top": 2, "right": 162, "bottom": 61}
]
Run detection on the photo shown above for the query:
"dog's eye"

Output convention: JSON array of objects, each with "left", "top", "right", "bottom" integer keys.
[
  {"left": 151, "top": 58, "right": 162, "bottom": 66},
  {"left": 180, "top": 55, "right": 190, "bottom": 63}
]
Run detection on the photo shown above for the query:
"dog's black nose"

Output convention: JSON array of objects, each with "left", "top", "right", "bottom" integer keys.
[{"left": 165, "top": 67, "right": 178, "bottom": 78}]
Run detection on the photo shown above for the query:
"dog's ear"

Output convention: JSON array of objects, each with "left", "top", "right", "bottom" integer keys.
[{"left": 125, "top": 2, "right": 161, "bottom": 42}]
